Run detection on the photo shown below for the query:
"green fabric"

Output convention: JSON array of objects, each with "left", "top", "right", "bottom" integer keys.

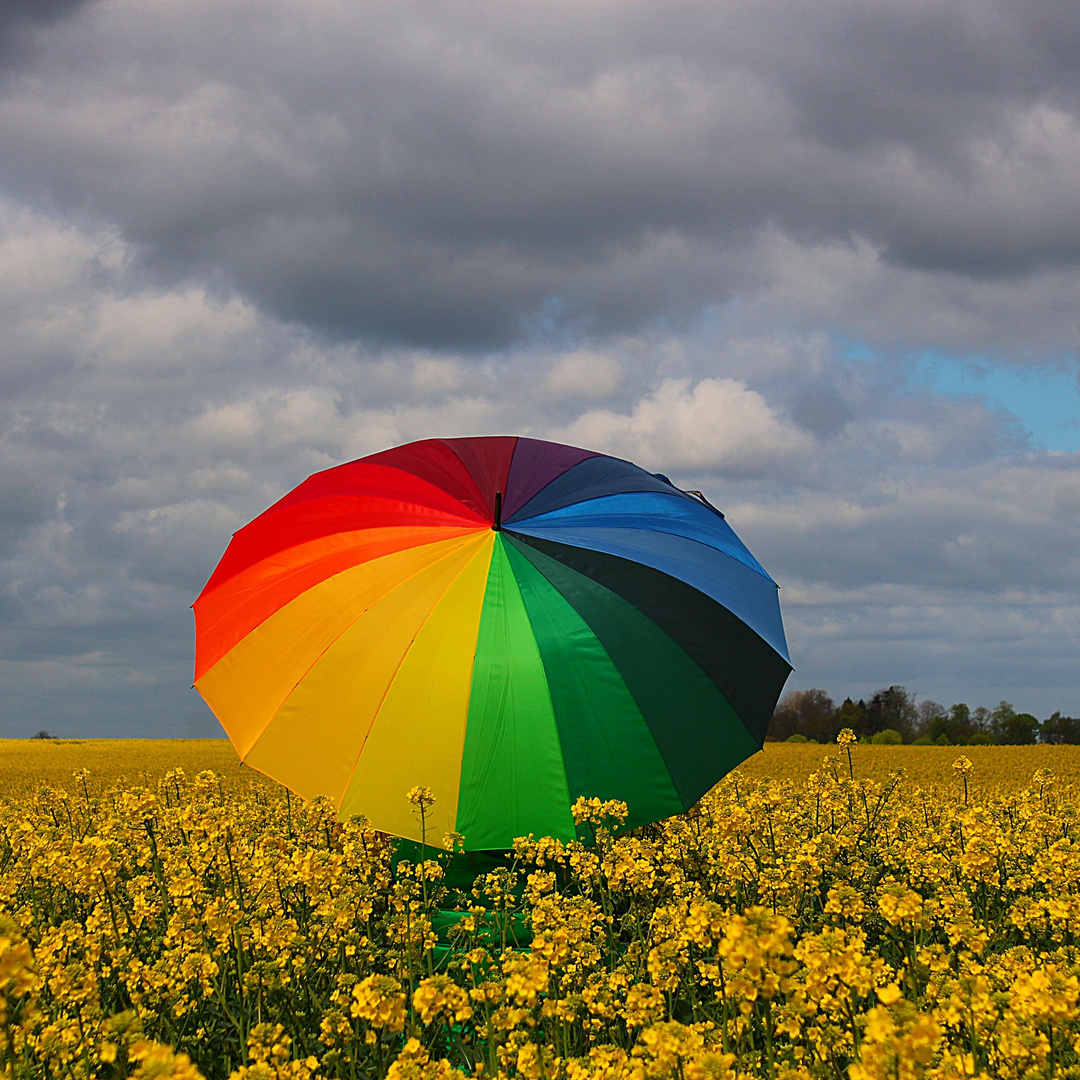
[
  {"left": 503, "top": 540, "right": 683, "bottom": 830},
  {"left": 508, "top": 533, "right": 790, "bottom": 745},
  {"left": 456, "top": 534, "right": 574, "bottom": 848},
  {"left": 508, "top": 536, "right": 759, "bottom": 808}
]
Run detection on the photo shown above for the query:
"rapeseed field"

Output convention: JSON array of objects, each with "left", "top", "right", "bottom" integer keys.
[
  {"left": 6, "top": 739, "right": 1079, "bottom": 799},
  {"left": 2, "top": 737, "right": 1079, "bottom": 1080}
]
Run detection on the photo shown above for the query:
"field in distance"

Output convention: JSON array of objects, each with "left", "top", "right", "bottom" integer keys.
[
  {"left": 0, "top": 738, "right": 276, "bottom": 801},
  {"left": 2, "top": 737, "right": 1078, "bottom": 802}
]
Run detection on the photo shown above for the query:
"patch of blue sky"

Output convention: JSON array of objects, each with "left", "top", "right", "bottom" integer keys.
[
  {"left": 836, "top": 338, "right": 1079, "bottom": 453},
  {"left": 910, "top": 352, "right": 1080, "bottom": 453}
]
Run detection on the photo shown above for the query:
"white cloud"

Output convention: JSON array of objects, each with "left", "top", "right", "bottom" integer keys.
[
  {"left": 89, "top": 289, "right": 255, "bottom": 369},
  {"left": 559, "top": 376, "right": 811, "bottom": 474},
  {"left": 546, "top": 350, "right": 622, "bottom": 397}
]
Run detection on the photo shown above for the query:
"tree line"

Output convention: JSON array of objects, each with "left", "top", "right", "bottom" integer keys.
[{"left": 768, "top": 685, "right": 1080, "bottom": 745}]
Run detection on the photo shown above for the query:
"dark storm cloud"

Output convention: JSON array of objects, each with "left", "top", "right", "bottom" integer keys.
[
  {"left": 0, "top": 0, "right": 92, "bottom": 35},
  {"left": 788, "top": 383, "right": 853, "bottom": 438},
  {"left": 0, "top": 0, "right": 93, "bottom": 64},
  {"left": 2, "top": 0, "right": 1079, "bottom": 348},
  {"left": 0, "top": 480, "right": 53, "bottom": 556}
]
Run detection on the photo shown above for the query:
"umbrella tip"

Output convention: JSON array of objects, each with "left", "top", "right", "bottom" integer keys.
[
  {"left": 493, "top": 490, "right": 503, "bottom": 530},
  {"left": 686, "top": 490, "right": 724, "bottom": 518}
]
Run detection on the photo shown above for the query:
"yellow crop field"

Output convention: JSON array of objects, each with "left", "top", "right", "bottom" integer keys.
[
  {"left": 6, "top": 738, "right": 1079, "bottom": 801},
  {"left": 741, "top": 740, "right": 1080, "bottom": 795},
  {"left": 0, "top": 740, "right": 274, "bottom": 802},
  {"left": 1, "top": 737, "right": 1078, "bottom": 1080}
]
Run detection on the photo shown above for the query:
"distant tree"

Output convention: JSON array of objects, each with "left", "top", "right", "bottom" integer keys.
[
  {"left": 865, "top": 686, "right": 918, "bottom": 741},
  {"left": 926, "top": 702, "right": 976, "bottom": 746},
  {"left": 1003, "top": 714, "right": 1040, "bottom": 744},
  {"left": 925, "top": 715, "right": 949, "bottom": 742},
  {"left": 950, "top": 703, "right": 971, "bottom": 728},
  {"left": 769, "top": 696, "right": 799, "bottom": 741},
  {"left": 991, "top": 701, "right": 1015, "bottom": 727},
  {"left": 917, "top": 699, "right": 947, "bottom": 735},
  {"left": 1041, "top": 712, "right": 1080, "bottom": 745},
  {"left": 991, "top": 702, "right": 1040, "bottom": 745},
  {"left": 31, "top": 730, "right": 54, "bottom": 740},
  {"left": 769, "top": 689, "right": 836, "bottom": 742},
  {"left": 871, "top": 728, "right": 903, "bottom": 745},
  {"left": 836, "top": 697, "right": 867, "bottom": 738},
  {"left": 950, "top": 703, "right": 977, "bottom": 743}
]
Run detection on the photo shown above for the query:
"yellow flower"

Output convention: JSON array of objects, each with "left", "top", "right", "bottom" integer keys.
[
  {"left": 386, "top": 1037, "right": 464, "bottom": 1080},
  {"left": 635, "top": 1021, "right": 705, "bottom": 1079},
  {"left": 849, "top": 1002, "right": 940, "bottom": 1080},
  {"left": 878, "top": 883, "right": 925, "bottom": 928},
  {"left": 7, "top": 742, "right": 1080, "bottom": 1080},
  {"left": 623, "top": 983, "right": 665, "bottom": 1027},
  {"left": 413, "top": 975, "right": 474, "bottom": 1025},
  {"left": 351, "top": 974, "right": 407, "bottom": 1032},
  {"left": 502, "top": 955, "right": 549, "bottom": 1007},
  {"left": 129, "top": 1040, "right": 207, "bottom": 1080},
  {"left": 571, "top": 797, "right": 629, "bottom": 827}
]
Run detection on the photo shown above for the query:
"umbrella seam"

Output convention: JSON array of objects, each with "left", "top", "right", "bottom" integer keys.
[
  {"left": 257, "top": 463, "right": 490, "bottom": 523},
  {"left": 507, "top": 531, "right": 783, "bottom": 760},
  {"left": 194, "top": 526, "right": 482, "bottom": 680},
  {"left": 509, "top": 510, "right": 775, "bottom": 585},
  {"left": 509, "top": 528, "right": 793, "bottom": 671},
  {"left": 443, "top": 436, "right": 518, "bottom": 521},
  {"left": 500, "top": 439, "right": 600, "bottom": 520},
  {"left": 505, "top": 534, "right": 715, "bottom": 810},
  {"left": 455, "top": 534, "right": 575, "bottom": 847},
  {"left": 235, "top": 532, "right": 489, "bottom": 773},
  {"left": 503, "top": 535, "right": 682, "bottom": 829},
  {"left": 201, "top": 499, "right": 485, "bottom": 598},
  {"left": 507, "top": 526, "right": 787, "bottom": 661},
  {"left": 333, "top": 533, "right": 496, "bottom": 819}
]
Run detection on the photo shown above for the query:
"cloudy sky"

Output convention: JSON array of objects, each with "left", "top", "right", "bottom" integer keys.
[{"left": 1, "top": 0, "right": 1078, "bottom": 737}]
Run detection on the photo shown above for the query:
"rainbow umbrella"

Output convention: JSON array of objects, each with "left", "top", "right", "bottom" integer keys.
[{"left": 194, "top": 436, "right": 791, "bottom": 849}]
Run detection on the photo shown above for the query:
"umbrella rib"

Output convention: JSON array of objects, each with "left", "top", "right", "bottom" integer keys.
[
  {"left": 238, "top": 534, "right": 487, "bottom": 766},
  {"left": 195, "top": 526, "right": 482, "bottom": 680},
  {"left": 332, "top": 537, "right": 492, "bottom": 818},
  {"left": 507, "top": 531, "right": 791, "bottom": 741},
  {"left": 508, "top": 534, "right": 765, "bottom": 806},
  {"left": 202, "top": 502, "right": 485, "bottom": 599},
  {"left": 508, "top": 494, "right": 773, "bottom": 583},
  {"left": 508, "top": 523, "right": 780, "bottom": 596}
]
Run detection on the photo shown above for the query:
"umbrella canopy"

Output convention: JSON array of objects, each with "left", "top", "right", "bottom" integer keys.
[{"left": 194, "top": 436, "right": 791, "bottom": 849}]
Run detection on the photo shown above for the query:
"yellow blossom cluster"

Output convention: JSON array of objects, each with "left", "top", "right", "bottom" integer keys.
[{"left": 2, "top": 748, "right": 1080, "bottom": 1079}]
